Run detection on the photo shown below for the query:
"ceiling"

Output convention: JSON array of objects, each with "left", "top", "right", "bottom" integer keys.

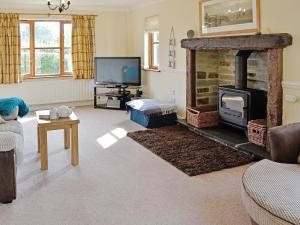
[{"left": 0, "top": 0, "right": 162, "bottom": 11}]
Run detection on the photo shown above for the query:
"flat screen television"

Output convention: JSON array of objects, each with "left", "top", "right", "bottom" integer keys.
[{"left": 95, "top": 57, "right": 141, "bottom": 86}]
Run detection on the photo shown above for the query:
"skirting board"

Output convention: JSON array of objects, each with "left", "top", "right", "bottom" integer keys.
[{"left": 29, "top": 100, "right": 93, "bottom": 111}]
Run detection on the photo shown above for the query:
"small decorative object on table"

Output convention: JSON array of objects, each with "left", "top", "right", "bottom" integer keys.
[
  {"left": 248, "top": 119, "right": 267, "bottom": 147},
  {"left": 57, "top": 105, "right": 73, "bottom": 118},
  {"left": 48, "top": 105, "right": 73, "bottom": 120},
  {"left": 50, "top": 107, "right": 59, "bottom": 120},
  {"left": 186, "top": 106, "right": 219, "bottom": 128}
]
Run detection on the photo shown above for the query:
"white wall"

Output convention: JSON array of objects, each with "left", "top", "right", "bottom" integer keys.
[
  {"left": 0, "top": 10, "right": 130, "bottom": 107},
  {"left": 128, "top": 0, "right": 300, "bottom": 122}
]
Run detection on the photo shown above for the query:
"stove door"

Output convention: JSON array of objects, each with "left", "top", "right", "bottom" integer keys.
[
  {"left": 222, "top": 94, "right": 245, "bottom": 117},
  {"left": 219, "top": 92, "right": 248, "bottom": 127}
]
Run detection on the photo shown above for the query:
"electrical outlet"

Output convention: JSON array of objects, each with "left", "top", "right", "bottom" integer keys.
[{"left": 285, "top": 95, "right": 298, "bottom": 103}]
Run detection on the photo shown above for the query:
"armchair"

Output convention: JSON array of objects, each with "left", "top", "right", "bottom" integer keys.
[{"left": 242, "top": 123, "right": 300, "bottom": 225}]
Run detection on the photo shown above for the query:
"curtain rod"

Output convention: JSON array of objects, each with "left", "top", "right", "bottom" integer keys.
[{"left": 18, "top": 13, "right": 98, "bottom": 17}]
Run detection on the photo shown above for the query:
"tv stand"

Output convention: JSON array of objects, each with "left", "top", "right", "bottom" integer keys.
[{"left": 94, "top": 85, "right": 142, "bottom": 110}]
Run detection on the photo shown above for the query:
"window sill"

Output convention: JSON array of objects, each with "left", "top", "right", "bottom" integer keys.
[
  {"left": 23, "top": 75, "right": 73, "bottom": 81},
  {"left": 23, "top": 75, "right": 74, "bottom": 82},
  {"left": 143, "top": 68, "right": 161, "bottom": 72}
]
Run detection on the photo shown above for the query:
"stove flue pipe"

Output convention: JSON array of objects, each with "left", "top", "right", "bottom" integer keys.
[{"left": 235, "top": 50, "right": 253, "bottom": 89}]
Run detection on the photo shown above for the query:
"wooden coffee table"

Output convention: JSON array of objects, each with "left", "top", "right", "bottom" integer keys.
[{"left": 36, "top": 110, "right": 80, "bottom": 170}]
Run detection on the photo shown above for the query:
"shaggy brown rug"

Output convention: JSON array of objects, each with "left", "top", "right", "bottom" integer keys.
[{"left": 127, "top": 125, "right": 254, "bottom": 176}]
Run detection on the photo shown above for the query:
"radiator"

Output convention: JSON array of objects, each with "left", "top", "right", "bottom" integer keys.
[{"left": 0, "top": 79, "right": 94, "bottom": 106}]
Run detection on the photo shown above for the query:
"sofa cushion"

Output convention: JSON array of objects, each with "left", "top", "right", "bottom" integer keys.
[
  {"left": 0, "top": 132, "right": 16, "bottom": 152},
  {"left": 0, "top": 97, "right": 29, "bottom": 118},
  {"left": 2, "top": 106, "right": 19, "bottom": 121},
  {"left": 243, "top": 159, "right": 300, "bottom": 224},
  {"left": 0, "top": 120, "right": 23, "bottom": 136},
  {"left": 0, "top": 115, "right": 5, "bottom": 124},
  {"left": 0, "top": 131, "right": 23, "bottom": 165}
]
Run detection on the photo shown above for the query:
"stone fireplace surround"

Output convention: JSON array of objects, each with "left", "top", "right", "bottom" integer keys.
[
  {"left": 194, "top": 50, "right": 268, "bottom": 108},
  {"left": 181, "top": 33, "right": 293, "bottom": 147}
]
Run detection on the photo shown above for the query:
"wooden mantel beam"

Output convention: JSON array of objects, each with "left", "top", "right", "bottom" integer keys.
[{"left": 181, "top": 33, "right": 292, "bottom": 51}]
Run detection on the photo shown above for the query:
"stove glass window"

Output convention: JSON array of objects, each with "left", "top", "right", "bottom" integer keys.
[{"left": 221, "top": 94, "right": 245, "bottom": 115}]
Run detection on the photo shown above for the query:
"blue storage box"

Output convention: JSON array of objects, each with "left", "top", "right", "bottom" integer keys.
[{"left": 130, "top": 109, "right": 177, "bottom": 128}]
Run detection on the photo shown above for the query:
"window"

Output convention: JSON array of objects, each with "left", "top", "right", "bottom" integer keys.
[
  {"left": 20, "top": 21, "right": 72, "bottom": 78},
  {"left": 146, "top": 31, "right": 160, "bottom": 70},
  {"left": 144, "top": 16, "right": 159, "bottom": 71}
]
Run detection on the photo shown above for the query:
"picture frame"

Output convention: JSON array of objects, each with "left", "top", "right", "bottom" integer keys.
[{"left": 199, "top": 0, "right": 260, "bottom": 36}]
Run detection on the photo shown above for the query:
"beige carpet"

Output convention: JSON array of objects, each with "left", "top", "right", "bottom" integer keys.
[{"left": 0, "top": 106, "right": 252, "bottom": 225}]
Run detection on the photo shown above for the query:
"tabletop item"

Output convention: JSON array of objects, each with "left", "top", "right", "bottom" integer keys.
[
  {"left": 50, "top": 107, "right": 59, "bottom": 120},
  {"left": 58, "top": 105, "right": 73, "bottom": 118},
  {"left": 49, "top": 105, "right": 73, "bottom": 120}
]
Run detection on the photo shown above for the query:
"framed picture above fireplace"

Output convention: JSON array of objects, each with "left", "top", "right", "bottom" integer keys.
[{"left": 199, "top": 0, "right": 260, "bottom": 36}]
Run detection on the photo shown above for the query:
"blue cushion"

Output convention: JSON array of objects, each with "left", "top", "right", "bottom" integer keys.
[{"left": 0, "top": 97, "right": 29, "bottom": 117}]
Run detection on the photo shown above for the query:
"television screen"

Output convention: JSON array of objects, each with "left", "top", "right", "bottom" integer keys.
[{"left": 95, "top": 57, "right": 141, "bottom": 86}]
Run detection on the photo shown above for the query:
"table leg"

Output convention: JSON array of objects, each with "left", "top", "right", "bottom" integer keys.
[
  {"left": 71, "top": 124, "right": 79, "bottom": 166},
  {"left": 40, "top": 128, "right": 48, "bottom": 170},
  {"left": 64, "top": 127, "right": 70, "bottom": 150},
  {"left": 37, "top": 126, "right": 41, "bottom": 153}
]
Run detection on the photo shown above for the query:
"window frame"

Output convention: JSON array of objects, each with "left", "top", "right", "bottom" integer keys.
[
  {"left": 20, "top": 20, "right": 73, "bottom": 79},
  {"left": 146, "top": 31, "right": 160, "bottom": 71}
]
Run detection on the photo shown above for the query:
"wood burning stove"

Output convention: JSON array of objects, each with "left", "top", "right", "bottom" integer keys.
[
  {"left": 219, "top": 50, "right": 267, "bottom": 130},
  {"left": 219, "top": 86, "right": 266, "bottom": 130}
]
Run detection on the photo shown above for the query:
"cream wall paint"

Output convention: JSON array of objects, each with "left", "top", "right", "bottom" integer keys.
[
  {"left": 95, "top": 11, "right": 129, "bottom": 57},
  {"left": 128, "top": 0, "right": 300, "bottom": 122},
  {"left": 0, "top": 1, "right": 299, "bottom": 122},
  {"left": 260, "top": 0, "right": 300, "bottom": 123},
  {"left": 0, "top": 10, "right": 130, "bottom": 107},
  {"left": 128, "top": 0, "right": 199, "bottom": 116}
]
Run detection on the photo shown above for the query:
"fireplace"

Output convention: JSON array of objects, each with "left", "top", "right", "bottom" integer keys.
[
  {"left": 181, "top": 33, "right": 293, "bottom": 149},
  {"left": 218, "top": 50, "right": 267, "bottom": 130}
]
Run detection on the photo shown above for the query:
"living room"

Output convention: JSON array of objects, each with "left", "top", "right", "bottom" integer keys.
[{"left": 0, "top": 0, "right": 299, "bottom": 225}]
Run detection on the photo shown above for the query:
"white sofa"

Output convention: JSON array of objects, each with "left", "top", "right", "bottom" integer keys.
[{"left": 0, "top": 120, "right": 24, "bottom": 203}]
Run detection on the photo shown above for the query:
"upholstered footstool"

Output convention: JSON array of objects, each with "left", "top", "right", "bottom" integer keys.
[
  {"left": 126, "top": 99, "right": 177, "bottom": 128},
  {"left": 242, "top": 159, "right": 300, "bottom": 225}
]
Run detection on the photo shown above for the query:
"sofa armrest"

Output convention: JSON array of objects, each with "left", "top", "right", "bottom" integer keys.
[
  {"left": 268, "top": 123, "right": 300, "bottom": 164},
  {"left": 0, "top": 132, "right": 16, "bottom": 152}
]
